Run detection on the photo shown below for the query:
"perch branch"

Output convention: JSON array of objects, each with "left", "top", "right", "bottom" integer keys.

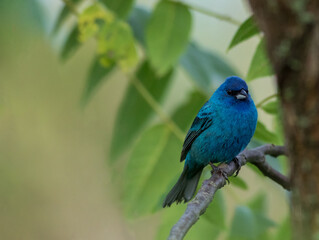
[{"left": 167, "top": 144, "right": 290, "bottom": 240}]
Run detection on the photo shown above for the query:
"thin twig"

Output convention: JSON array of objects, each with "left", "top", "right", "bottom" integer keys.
[
  {"left": 61, "top": 0, "right": 186, "bottom": 142},
  {"left": 167, "top": 144, "right": 290, "bottom": 240},
  {"left": 173, "top": 1, "right": 241, "bottom": 26},
  {"left": 130, "top": 75, "right": 185, "bottom": 142},
  {"left": 256, "top": 93, "right": 278, "bottom": 108}
]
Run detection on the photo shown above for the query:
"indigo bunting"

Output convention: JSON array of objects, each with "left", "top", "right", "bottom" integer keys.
[{"left": 163, "top": 76, "right": 258, "bottom": 207}]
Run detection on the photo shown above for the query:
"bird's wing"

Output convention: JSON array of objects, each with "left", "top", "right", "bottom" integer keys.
[{"left": 180, "top": 103, "right": 213, "bottom": 162}]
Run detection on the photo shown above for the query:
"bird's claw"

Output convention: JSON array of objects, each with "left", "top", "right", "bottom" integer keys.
[
  {"left": 209, "top": 162, "right": 230, "bottom": 184},
  {"left": 233, "top": 157, "right": 241, "bottom": 177}
]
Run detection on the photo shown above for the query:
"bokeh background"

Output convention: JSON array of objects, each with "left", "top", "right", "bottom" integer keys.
[{"left": 0, "top": 0, "right": 288, "bottom": 239}]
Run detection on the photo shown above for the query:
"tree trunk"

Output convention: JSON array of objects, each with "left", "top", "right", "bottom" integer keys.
[{"left": 248, "top": 1, "right": 319, "bottom": 239}]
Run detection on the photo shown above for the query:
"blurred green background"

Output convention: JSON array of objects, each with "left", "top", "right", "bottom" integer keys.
[{"left": 0, "top": 0, "right": 288, "bottom": 239}]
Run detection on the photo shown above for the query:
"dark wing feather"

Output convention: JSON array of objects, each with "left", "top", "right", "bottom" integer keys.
[{"left": 180, "top": 116, "right": 212, "bottom": 161}]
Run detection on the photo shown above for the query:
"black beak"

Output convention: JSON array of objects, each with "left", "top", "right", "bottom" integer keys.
[{"left": 236, "top": 89, "right": 248, "bottom": 100}]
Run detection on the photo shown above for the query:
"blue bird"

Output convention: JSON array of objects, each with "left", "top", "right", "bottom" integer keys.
[{"left": 163, "top": 76, "right": 258, "bottom": 207}]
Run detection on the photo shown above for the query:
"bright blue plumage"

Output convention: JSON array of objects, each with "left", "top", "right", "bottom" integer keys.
[{"left": 163, "top": 76, "right": 258, "bottom": 207}]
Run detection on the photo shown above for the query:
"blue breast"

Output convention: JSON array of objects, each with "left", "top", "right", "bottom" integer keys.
[{"left": 185, "top": 99, "right": 257, "bottom": 170}]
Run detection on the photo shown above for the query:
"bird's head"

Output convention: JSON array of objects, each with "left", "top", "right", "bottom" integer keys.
[{"left": 212, "top": 76, "right": 252, "bottom": 105}]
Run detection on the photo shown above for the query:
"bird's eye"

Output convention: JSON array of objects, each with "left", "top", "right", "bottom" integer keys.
[{"left": 227, "top": 90, "right": 232, "bottom": 95}]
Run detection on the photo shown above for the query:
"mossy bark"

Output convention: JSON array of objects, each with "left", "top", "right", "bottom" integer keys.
[{"left": 248, "top": 1, "right": 319, "bottom": 239}]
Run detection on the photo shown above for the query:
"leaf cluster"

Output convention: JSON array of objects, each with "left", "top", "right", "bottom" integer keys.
[{"left": 52, "top": 1, "right": 290, "bottom": 239}]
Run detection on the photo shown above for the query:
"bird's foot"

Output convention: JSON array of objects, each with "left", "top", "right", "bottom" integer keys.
[
  {"left": 233, "top": 157, "right": 241, "bottom": 177},
  {"left": 209, "top": 162, "right": 229, "bottom": 184}
]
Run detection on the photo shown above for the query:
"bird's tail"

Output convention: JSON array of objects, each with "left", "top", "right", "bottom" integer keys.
[{"left": 163, "top": 165, "right": 203, "bottom": 207}]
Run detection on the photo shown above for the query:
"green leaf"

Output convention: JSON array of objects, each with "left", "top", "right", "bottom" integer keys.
[
  {"left": 229, "top": 206, "right": 257, "bottom": 240},
  {"left": 246, "top": 38, "right": 273, "bottom": 81},
  {"left": 61, "top": 24, "right": 81, "bottom": 60},
  {"left": 100, "top": 0, "right": 134, "bottom": 19},
  {"left": 78, "top": 3, "right": 138, "bottom": 71},
  {"left": 202, "top": 191, "right": 226, "bottom": 229},
  {"left": 180, "top": 42, "right": 237, "bottom": 96},
  {"left": 172, "top": 91, "right": 207, "bottom": 131},
  {"left": 230, "top": 176, "right": 248, "bottom": 190},
  {"left": 275, "top": 217, "right": 291, "bottom": 240},
  {"left": 124, "top": 125, "right": 182, "bottom": 216},
  {"left": 81, "top": 57, "right": 114, "bottom": 104},
  {"left": 253, "top": 121, "right": 278, "bottom": 144},
  {"left": 156, "top": 204, "right": 186, "bottom": 240},
  {"left": 52, "top": 0, "right": 82, "bottom": 34},
  {"left": 110, "top": 61, "right": 173, "bottom": 162},
  {"left": 185, "top": 217, "right": 221, "bottom": 240},
  {"left": 229, "top": 200, "right": 276, "bottom": 240},
  {"left": 228, "top": 16, "right": 260, "bottom": 50},
  {"left": 127, "top": 6, "right": 150, "bottom": 46},
  {"left": 52, "top": 6, "right": 70, "bottom": 34},
  {"left": 248, "top": 193, "right": 267, "bottom": 214},
  {"left": 229, "top": 205, "right": 275, "bottom": 240},
  {"left": 97, "top": 20, "right": 138, "bottom": 71},
  {"left": 123, "top": 90, "right": 207, "bottom": 216},
  {"left": 249, "top": 193, "right": 276, "bottom": 239},
  {"left": 254, "top": 214, "right": 276, "bottom": 237},
  {"left": 78, "top": 4, "right": 105, "bottom": 42},
  {"left": 154, "top": 91, "right": 206, "bottom": 206},
  {"left": 146, "top": 1, "right": 192, "bottom": 75},
  {"left": 262, "top": 100, "right": 278, "bottom": 115}
]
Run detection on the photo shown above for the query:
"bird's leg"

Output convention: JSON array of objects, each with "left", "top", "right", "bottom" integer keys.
[
  {"left": 209, "top": 162, "right": 230, "bottom": 184},
  {"left": 233, "top": 157, "right": 241, "bottom": 177}
]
